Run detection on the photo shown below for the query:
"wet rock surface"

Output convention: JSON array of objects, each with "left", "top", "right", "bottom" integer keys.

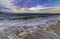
[{"left": 0, "top": 16, "right": 60, "bottom": 39}]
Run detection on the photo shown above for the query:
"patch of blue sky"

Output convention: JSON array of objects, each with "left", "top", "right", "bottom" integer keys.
[
  {"left": 43, "top": 0, "right": 60, "bottom": 7},
  {"left": 12, "top": 0, "right": 60, "bottom": 7}
]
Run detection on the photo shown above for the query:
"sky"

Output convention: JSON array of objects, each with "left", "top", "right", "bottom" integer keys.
[{"left": 0, "top": 0, "right": 60, "bottom": 13}]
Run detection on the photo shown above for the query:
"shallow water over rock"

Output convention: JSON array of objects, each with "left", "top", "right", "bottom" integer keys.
[{"left": 0, "top": 16, "right": 60, "bottom": 39}]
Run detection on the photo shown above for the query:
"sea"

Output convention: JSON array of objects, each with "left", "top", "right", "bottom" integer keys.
[{"left": 0, "top": 12, "right": 60, "bottom": 31}]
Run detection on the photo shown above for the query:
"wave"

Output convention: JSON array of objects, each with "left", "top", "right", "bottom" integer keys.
[{"left": 0, "top": 12, "right": 60, "bottom": 20}]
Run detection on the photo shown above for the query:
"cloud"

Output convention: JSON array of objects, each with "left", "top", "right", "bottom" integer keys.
[
  {"left": 0, "top": 0, "right": 60, "bottom": 13},
  {"left": 28, "top": 6, "right": 52, "bottom": 10},
  {"left": 0, "top": 0, "right": 17, "bottom": 10}
]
